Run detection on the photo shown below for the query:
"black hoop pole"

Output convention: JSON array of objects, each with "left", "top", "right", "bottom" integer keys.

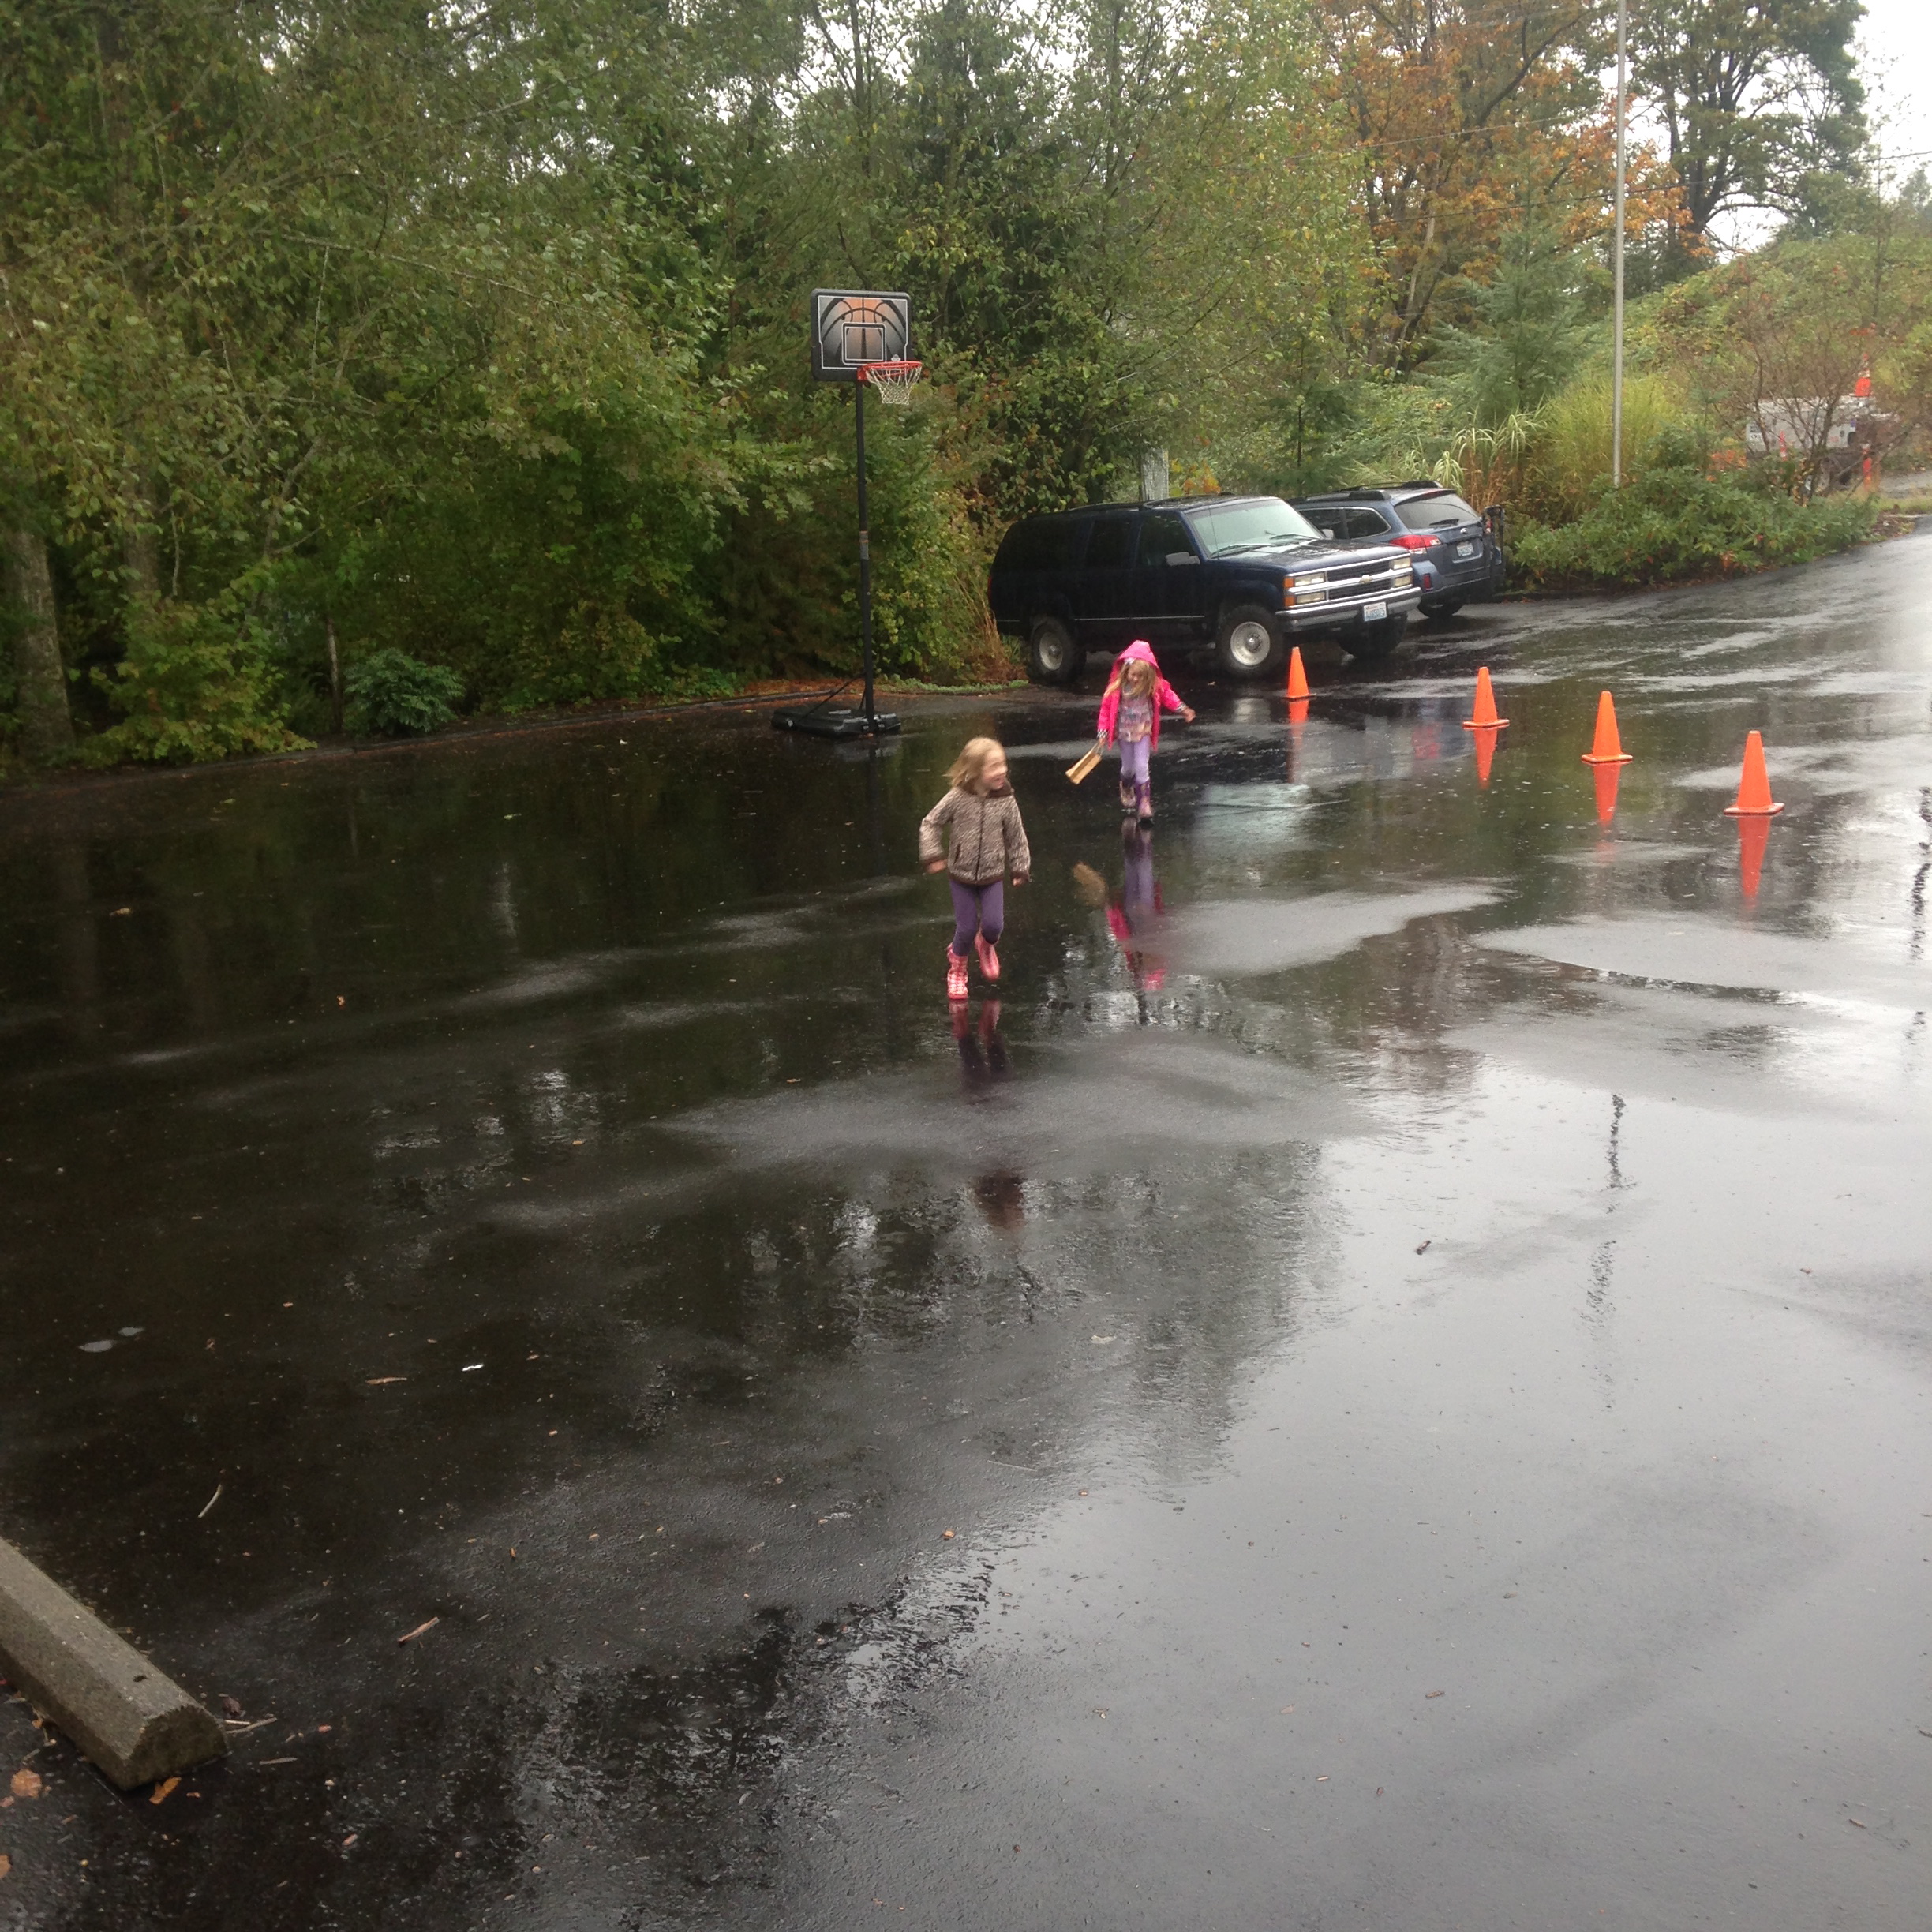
[{"left": 854, "top": 376, "right": 876, "bottom": 725}]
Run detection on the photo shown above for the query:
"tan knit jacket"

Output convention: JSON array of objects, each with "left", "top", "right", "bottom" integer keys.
[{"left": 918, "top": 784, "right": 1032, "bottom": 886}]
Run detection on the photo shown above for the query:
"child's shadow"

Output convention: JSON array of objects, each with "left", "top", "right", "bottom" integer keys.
[{"left": 952, "top": 998, "right": 1010, "bottom": 1096}]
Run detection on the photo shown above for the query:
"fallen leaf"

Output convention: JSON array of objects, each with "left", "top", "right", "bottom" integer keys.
[
  {"left": 1425, "top": 1690, "right": 1444, "bottom": 1699},
  {"left": 149, "top": 1777, "right": 179, "bottom": 1806},
  {"left": 1279, "top": 1705, "right": 1295, "bottom": 1713},
  {"left": 1376, "top": 1787, "right": 1384, "bottom": 1796},
  {"left": 1316, "top": 1775, "right": 1328, "bottom": 1782},
  {"left": 366, "top": 1377, "right": 406, "bottom": 1386},
  {"left": 9, "top": 1769, "right": 42, "bottom": 1800},
  {"left": 0, "top": 1852, "right": 10, "bottom": 1878},
  {"left": 397, "top": 1617, "right": 439, "bottom": 1645},
  {"left": 220, "top": 1696, "right": 245, "bottom": 1719},
  {"left": 1415, "top": 1239, "right": 1431, "bottom": 1254},
  {"left": 342, "top": 1833, "right": 358, "bottom": 1848},
  {"left": 316, "top": 1724, "right": 331, "bottom": 1734},
  {"left": 942, "top": 1530, "right": 955, "bottom": 1541},
  {"left": 1848, "top": 1818, "right": 1866, "bottom": 1829},
  {"left": 110, "top": 907, "right": 132, "bottom": 917}
]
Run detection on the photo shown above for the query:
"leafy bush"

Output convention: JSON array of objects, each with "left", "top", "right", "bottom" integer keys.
[
  {"left": 1511, "top": 466, "right": 1876, "bottom": 589},
  {"left": 84, "top": 593, "right": 310, "bottom": 765},
  {"left": 345, "top": 650, "right": 466, "bottom": 737}
]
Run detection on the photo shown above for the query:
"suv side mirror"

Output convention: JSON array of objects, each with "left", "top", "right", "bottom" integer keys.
[{"left": 1166, "top": 552, "right": 1198, "bottom": 566}]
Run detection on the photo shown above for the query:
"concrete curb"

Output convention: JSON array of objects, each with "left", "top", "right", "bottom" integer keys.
[{"left": 0, "top": 1537, "right": 226, "bottom": 1789}]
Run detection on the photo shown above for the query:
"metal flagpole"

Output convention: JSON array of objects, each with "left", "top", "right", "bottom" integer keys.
[
  {"left": 854, "top": 377, "right": 877, "bottom": 724},
  {"left": 1612, "top": 0, "right": 1627, "bottom": 489}
]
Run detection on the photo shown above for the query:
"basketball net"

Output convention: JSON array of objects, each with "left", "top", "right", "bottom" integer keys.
[{"left": 858, "top": 359, "right": 923, "bottom": 407}]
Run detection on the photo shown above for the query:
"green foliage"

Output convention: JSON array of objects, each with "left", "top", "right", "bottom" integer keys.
[
  {"left": 345, "top": 650, "right": 466, "bottom": 737},
  {"left": 1428, "top": 228, "right": 1590, "bottom": 425},
  {"left": 1511, "top": 466, "right": 1875, "bottom": 589},
  {"left": 1528, "top": 374, "right": 1695, "bottom": 520},
  {"left": 84, "top": 595, "right": 310, "bottom": 766}
]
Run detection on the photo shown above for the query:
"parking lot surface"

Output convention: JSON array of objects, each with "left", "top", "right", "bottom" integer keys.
[{"left": 2, "top": 541, "right": 1928, "bottom": 1927}]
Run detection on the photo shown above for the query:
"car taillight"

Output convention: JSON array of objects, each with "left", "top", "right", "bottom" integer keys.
[{"left": 1390, "top": 533, "right": 1434, "bottom": 551}]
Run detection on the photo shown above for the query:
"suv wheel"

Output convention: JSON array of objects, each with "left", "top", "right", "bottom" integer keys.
[
  {"left": 1027, "top": 616, "right": 1084, "bottom": 685},
  {"left": 1215, "top": 604, "right": 1284, "bottom": 679},
  {"left": 1420, "top": 597, "right": 1466, "bottom": 620},
  {"left": 1342, "top": 612, "right": 1408, "bottom": 661}
]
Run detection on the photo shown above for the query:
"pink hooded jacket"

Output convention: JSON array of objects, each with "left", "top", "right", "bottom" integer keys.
[{"left": 1096, "top": 640, "right": 1188, "bottom": 751}]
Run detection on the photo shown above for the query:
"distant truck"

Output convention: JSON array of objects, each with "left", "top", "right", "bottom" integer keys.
[{"left": 1746, "top": 395, "right": 1897, "bottom": 490}]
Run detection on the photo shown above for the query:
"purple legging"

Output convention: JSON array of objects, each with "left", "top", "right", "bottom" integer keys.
[
  {"left": 949, "top": 878, "right": 1005, "bottom": 957},
  {"left": 1118, "top": 734, "right": 1151, "bottom": 787}
]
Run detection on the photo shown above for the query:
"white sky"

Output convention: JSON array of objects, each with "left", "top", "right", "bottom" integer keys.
[{"left": 1859, "top": 0, "right": 1932, "bottom": 176}]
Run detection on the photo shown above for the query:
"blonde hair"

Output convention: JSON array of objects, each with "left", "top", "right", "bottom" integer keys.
[
  {"left": 1121, "top": 657, "right": 1155, "bottom": 698},
  {"left": 947, "top": 736, "right": 1005, "bottom": 790}
]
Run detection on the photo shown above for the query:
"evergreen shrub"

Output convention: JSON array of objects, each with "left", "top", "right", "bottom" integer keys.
[{"left": 1511, "top": 467, "right": 1876, "bottom": 589}]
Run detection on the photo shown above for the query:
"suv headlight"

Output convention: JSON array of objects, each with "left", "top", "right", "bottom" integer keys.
[
  {"left": 1391, "top": 559, "right": 1413, "bottom": 583},
  {"left": 1285, "top": 571, "right": 1328, "bottom": 605}
]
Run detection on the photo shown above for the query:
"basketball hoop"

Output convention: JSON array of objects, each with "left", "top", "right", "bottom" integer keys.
[{"left": 858, "top": 359, "right": 923, "bottom": 407}]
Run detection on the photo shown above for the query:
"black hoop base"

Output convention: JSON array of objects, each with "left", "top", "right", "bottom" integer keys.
[{"left": 772, "top": 706, "right": 901, "bottom": 739}]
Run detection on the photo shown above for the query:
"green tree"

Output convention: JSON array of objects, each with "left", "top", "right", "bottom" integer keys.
[{"left": 1631, "top": 0, "right": 1867, "bottom": 253}]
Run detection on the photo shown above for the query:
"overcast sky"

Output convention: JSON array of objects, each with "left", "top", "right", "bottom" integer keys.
[{"left": 1859, "top": 0, "right": 1932, "bottom": 172}]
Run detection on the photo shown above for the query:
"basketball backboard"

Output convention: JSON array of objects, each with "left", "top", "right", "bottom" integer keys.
[{"left": 811, "top": 289, "right": 912, "bottom": 384}]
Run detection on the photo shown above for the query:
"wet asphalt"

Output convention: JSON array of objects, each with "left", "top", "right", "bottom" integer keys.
[{"left": 2, "top": 538, "right": 1930, "bottom": 1930}]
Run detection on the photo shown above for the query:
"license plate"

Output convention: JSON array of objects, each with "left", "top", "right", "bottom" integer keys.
[
  {"left": 1455, "top": 541, "right": 1477, "bottom": 558},
  {"left": 1363, "top": 601, "right": 1387, "bottom": 622}
]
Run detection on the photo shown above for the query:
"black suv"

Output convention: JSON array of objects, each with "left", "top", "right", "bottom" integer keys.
[
  {"left": 1290, "top": 485, "right": 1505, "bottom": 620},
  {"left": 988, "top": 495, "right": 1423, "bottom": 684}
]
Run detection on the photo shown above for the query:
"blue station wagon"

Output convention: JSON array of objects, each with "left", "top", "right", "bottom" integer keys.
[
  {"left": 988, "top": 495, "right": 1423, "bottom": 684},
  {"left": 1290, "top": 485, "right": 1506, "bottom": 620}
]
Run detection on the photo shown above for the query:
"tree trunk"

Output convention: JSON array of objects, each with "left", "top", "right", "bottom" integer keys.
[{"left": 3, "top": 529, "right": 76, "bottom": 762}]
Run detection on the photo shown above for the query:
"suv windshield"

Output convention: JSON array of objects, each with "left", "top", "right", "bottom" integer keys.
[
  {"left": 1397, "top": 492, "right": 1480, "bottom": 530},
  {"left": 1186, "top": 497, "right": 1319, "bottom": 556}
]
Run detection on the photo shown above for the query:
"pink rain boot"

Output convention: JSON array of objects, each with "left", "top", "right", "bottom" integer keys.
[
  {"left": 975, "top": 932, "right": 1001, "bottom": 983},
  {"left": 945, "top": 950, "right": 970, "bottom": 1002}
]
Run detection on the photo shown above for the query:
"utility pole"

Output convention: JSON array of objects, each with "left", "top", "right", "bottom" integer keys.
[{"left": 1612, "top": 0, "right": 1627, "bottom": 489}]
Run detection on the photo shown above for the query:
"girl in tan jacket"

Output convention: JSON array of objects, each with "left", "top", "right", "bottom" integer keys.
[{"left": 919, "top": 737, "right": 1032, "bottom": 1001}]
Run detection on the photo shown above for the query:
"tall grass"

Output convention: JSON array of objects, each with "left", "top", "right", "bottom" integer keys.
[{"left": 1528, "top": 374, "right": 1683, "bottom": 520}]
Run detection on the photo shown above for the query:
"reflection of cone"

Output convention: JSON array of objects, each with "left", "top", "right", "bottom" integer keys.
[
  {"left": 1592, "top": 760, "right": 1622, "bottom": 824},
  {"left": 1287, "top": 695, "right": 1309, "bottom": 726},
  {"left": 1462, "top": 666, "right": 1508, "bottom": 729},
  {"left": 1582, "top": 690, "right": 1633, "bottom": 764},
  {"left": 1737, "top": 812, "right": 1772, "bottom": 897},
  {"left": 1286, "top": 646, "right": 1311, "bottom": 701},
  {"left": 1473, "top": 724, "right": 1499, "bottom": 788},
  {"left": 1722, "top": 730, "right": 1784, "bottom": 816}
]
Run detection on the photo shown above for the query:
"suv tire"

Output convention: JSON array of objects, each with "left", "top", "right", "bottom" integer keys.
[
  {"left": 1419, "top": 597, "right": 1466, "bottom": 620},
  {"left": 1342, "top": 612, "right": 1408, "bottom": 661},
  {"left": 1027, "top": 616, "right": 1084, "bottom": 685},
  {"left": 1215, "top": 603, "right": 1285, "bottom": 679}
]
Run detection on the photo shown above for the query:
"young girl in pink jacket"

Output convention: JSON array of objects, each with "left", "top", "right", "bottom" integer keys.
[{"left": 1098, "top": 639, "right": 1194, "bottom": 824}]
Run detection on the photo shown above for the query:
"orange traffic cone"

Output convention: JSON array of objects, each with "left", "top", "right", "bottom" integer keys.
[
  {"left": 1592, "top": 760, "right": 1622, "bottom": 825},
  {"left": 1581, "top": 691, "right": 1632, "bottom": 765},
  {"left": 1722, "top": 730, "right": 1784, "bottom": 816},
  {"left": 1286, "top": 646, "right": 1311, "bottom": 702},
  {"left": 1462, "top": 666, "right": 1507, "bottom": 730}
]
